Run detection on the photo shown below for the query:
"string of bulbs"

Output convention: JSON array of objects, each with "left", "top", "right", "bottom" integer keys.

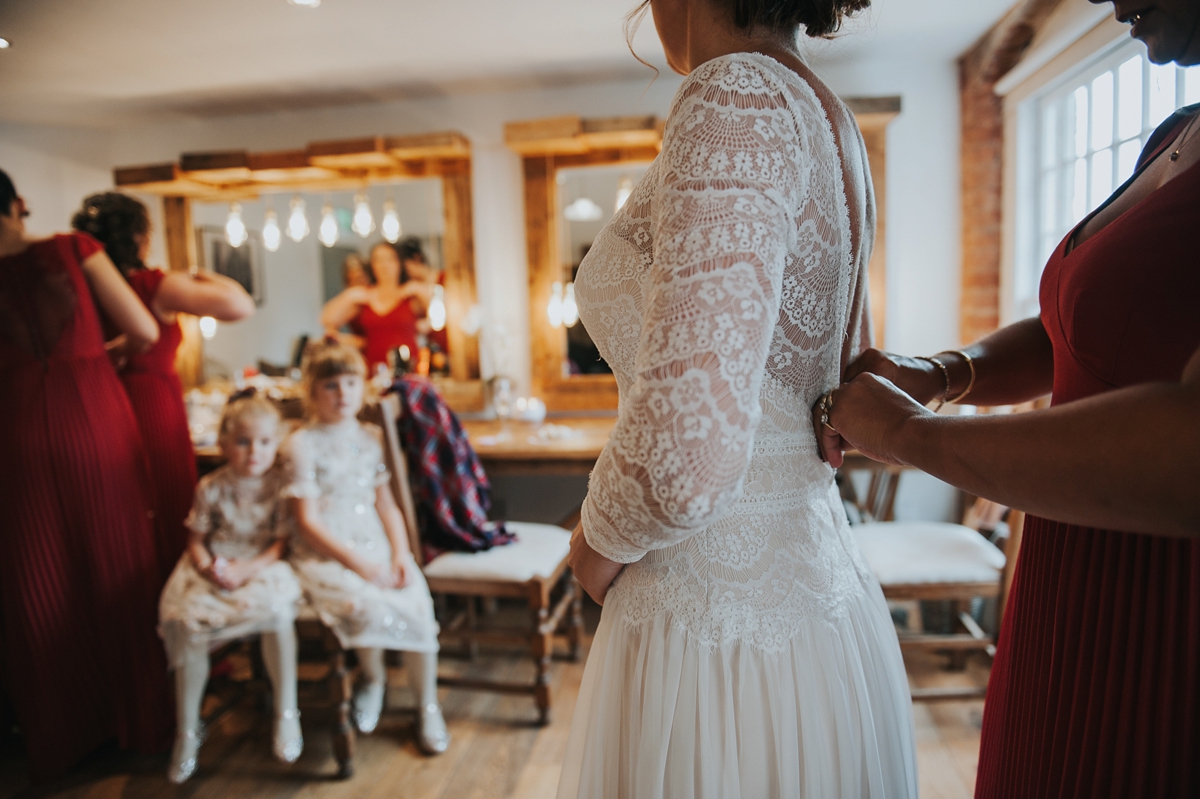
[{"left": 223, "top": 192, "right": 404, "bottom": 253}]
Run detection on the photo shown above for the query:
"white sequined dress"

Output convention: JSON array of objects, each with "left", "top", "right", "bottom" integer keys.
[
  {"left": 557, "top": 53, "right": 917, "bottom": 798},
  {"left": 158, "top": 465, "right": 302, "bottom": 669},
  {"left": 281, "top": 419, "right": 438, "bottom": 652}
]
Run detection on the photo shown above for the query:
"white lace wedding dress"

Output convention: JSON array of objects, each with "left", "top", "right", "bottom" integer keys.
[{"left": 557, "top": 53, "right": 917, "bottom": 798}]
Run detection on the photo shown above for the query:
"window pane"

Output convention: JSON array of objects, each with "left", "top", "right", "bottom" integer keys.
[
  {"left": 1073, "top": 86, "right": 1089, "bottom": 158},
  {"left": 1072, "top": 157, "right": 1088, "bottom": 222},
  {"left": 1186, "top": 65, "right": 1200, "bottom": 105},
  {"left": 1150, "top": 62, "right": 1177, "bottom": 127},
  {"left": 1042, "top": 103, "right": 1058, "bottom": 169},
  {"left": 1090, "top": 148, "right": 1113, "bottom": 209},
  {"left": 1118, "top": 56, "right": 1143, "bottom": 140},
  {"left": 1041, "top": 170, "right": 1057, "bottom": 229},
  {"left": 1091, "top": 71, "right": 1114, "bottom": 149},
  {"left": 1118, "top": 138, "right": 1142, "bottom": 182}
]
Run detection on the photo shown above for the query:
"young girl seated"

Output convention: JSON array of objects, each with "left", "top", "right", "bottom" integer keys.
[
  {"left": 282, "top": 341, "right": 448, "bottom": 753},
  {"left": 159, "top": 391, "right": 304, "bottom": 783}
]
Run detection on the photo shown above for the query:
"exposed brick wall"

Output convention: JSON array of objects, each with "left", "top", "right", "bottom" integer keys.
[{"left": 957, "top": 0, "right": 1064, "bottom": 346}]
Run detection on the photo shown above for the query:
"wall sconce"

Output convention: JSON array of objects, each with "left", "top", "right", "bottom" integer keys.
[
  {"left": 352, "top": 191, "right": 374, "bottom": 237},
  {"left": 286, "top": 195, "right": 309, "bottom": 243},
  {"left": 428, "top": 285, "right": 447, "bottom": 332},
  {"left": 318, "top": 200, "right": 339, "bottom": 247},
  {"left": 381, "top": 198, "right": 401, "bottom": 243},
  {"left": 224, "top": 202, "right": 247, "bottom": 248},
  {"left": 547, "top": 281, "right": 564, "bottom": 328},
  {"left": 562, "top": 282, "right": 578, "bottom": 327},
  {"left": 262, "top": 206, "right": 281, "bottom": 252}
]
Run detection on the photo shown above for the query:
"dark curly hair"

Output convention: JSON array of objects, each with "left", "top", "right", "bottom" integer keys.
[
  {"left": 628, "top": 0, "right": 868, "bottom": 42},
  {"left": 70, "top": 192, "right": 150, "bottom": 278},
  {"left": 395, "top": 235, "right": 427, "bottom": 265},
  {"left": 0, "top": 169, "right": 18, "bottom": 217}
]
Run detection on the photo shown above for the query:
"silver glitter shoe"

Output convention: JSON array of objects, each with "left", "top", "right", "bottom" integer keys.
[
  {"left": 167, "top": 725, "right": 204, "bottom": 784},
  {"left": 416, "top": 702, "right": 450, "bottom": 755},
  {"left": 352, "top": 681, "right": 385, "bottom": 734},
  {"left": 273, "top": 708, "right": 303, "bottom": 763}
]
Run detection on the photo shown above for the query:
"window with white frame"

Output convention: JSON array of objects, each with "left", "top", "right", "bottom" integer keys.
[{"left": 1013, "top": 40, "right": 1200, "bottom": 318}]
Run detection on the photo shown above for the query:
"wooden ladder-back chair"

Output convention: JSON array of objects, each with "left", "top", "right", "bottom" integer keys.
[
  {"left": 847, "top": 475, "right": 1009, "bottom": 702},
  {"left": 364, "top": 396, "right": 583, "bottom": 725}
]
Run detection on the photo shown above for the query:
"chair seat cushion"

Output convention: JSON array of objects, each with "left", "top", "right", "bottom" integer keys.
[
  {"left": 422, "top": 522, "right": 571, "bottom": 583},
  {"left": 852, "top": 522, "right": 1006, "bottom": 586}
]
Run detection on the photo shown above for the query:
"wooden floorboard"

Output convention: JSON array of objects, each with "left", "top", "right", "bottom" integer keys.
[{"left": 1, "top": 606, "right": 988, "bottom": 799}]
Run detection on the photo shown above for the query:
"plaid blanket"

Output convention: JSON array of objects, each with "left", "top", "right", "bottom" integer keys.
[{"left": 388, "top": 377, "right": 515, "bottom": 561}]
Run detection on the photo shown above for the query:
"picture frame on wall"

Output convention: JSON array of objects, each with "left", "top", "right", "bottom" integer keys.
[{"left": 196, "top": 226, "right": 265, "bottom": 307}]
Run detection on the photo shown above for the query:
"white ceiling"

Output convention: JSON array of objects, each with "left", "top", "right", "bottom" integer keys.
[{"left": 0, "top": 0, "right": 1018, "bottom": 129}]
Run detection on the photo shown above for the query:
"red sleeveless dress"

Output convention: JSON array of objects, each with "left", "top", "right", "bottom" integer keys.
[
  {"left": 976, "top": 109, "right": 1200, "bottom": 797},
  {"left": 355, "top": 296, "right": 420, "bottom": 369},
  {"left": 0, "top": 233, "right": 171, "bottom": 777},
  {"left": 123, "top": 268, "right": 197, "bottom": 581}
]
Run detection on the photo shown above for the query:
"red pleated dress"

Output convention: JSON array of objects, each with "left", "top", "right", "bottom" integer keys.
[
  {"left": 123, "top": 268, "right": 197, "bottom": 581},
  {"left": 0, "top": 233, "right": 172, "bottom": 778},
  {"left": 976, "top": 108, "right": 1200, "bottom": 797},
  {"left": 355, "top": 297, "right": 420, "bottom": 370}
]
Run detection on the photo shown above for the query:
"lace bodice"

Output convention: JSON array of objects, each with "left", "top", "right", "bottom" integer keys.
[
  {"left": 576, "top": 53, "right": 875, "bottom": 650},
  {"left": 184, "top": 465, "right": 286, "bottom": 561},
  {"left": 281, "top": 420, "right": 393, "bottom": 563}
]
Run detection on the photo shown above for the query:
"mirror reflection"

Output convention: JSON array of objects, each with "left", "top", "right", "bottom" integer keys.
[
  {"left": 554, "top": 163, "right": 649, "bottom": 378},
  {"left": 187, "top": 179, "right": 445, "bottom": 381}
]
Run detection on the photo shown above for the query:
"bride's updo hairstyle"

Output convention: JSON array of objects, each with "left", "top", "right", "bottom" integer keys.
[{"left": 722, "top": 0, "right": 870, "bottom": 37}]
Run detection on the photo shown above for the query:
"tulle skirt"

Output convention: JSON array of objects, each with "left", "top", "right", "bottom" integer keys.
[{"left": 557, "top": 575, "right": 917, "bottom": 799}]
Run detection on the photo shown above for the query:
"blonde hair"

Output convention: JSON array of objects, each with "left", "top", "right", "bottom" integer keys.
[
  {"left": 218, "top": 392, "right": 282, "bottom": 439},
  {"left": 301, "top": 339, "right": 369, "bottom": 414}
]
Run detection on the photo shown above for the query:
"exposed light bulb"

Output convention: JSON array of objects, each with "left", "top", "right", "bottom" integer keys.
[
  {"left": 224, "top": 202, "right": 248, "bottom": 248},
  {"left": 286, "top": 195, "right": 309, "bottom": 242},
  {"left": 381, "top": 199, "right": 401, "bottom": 243},
  {"left": 262, "top": 207, "right": 281, "bottom": 252},
  {"left": 564, "top": 197, "right": 603, "bottom": 222},
  {"left": 199, "top": 316, "right": 218, "bottom": 339},
  {"left": 318, "top": 202, "right": 339, "bottom": 247},
  {"left": 287, "top": 0, "right": 321, "bottom": 7},
  {"left": 547, "top": 281, "right": 564, "bottom": 328},
  {"left": 615, "top": 176, "right": 634, "bottom": 213},
  {"left": 428, "top": 285, "right": 447, "bottom": 332},
  {"left": 563, "top": 281, "right": 579, "bottom": 328},
  {"left": 352, "top": 191, "right": 374, "bottom": 237}
]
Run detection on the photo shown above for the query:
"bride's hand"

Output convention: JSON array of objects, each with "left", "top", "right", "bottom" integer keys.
[{"left": 568, "top": 521, "right": 624, "bottom": 605}]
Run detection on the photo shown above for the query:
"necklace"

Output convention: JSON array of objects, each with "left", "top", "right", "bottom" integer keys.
[{"left": 1169, "top": 114, "right": 1198, "bottom": 162}]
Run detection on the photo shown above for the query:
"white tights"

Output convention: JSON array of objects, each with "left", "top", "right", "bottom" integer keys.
[
  {"left": 354, "top": 647, "right": 439, "bottom": 706},
  {"left": 175, "top": 626, "right": 300, "bottom": 734}
]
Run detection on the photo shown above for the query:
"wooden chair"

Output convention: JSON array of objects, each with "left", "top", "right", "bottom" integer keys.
[
  {"left": 845, "top": 468, "right": 1008, "bottom": 702},
  {"left": 365, "top": 396, "right": 584, "bottom": 726}
]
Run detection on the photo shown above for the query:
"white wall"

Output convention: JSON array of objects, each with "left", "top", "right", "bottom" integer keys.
[{"left": 0, "top": 121, "right": 115, "bottom": 237}]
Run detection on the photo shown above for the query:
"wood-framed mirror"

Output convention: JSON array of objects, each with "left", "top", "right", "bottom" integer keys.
[
  {"left": 506, "top": 115, "right": 663, "bottom": 412},
  {"left": 114, "top": 132, "right": 484, "bottom": 411},
  {"left": 509, "top": 101, "right": 897, "bottom": 413}
]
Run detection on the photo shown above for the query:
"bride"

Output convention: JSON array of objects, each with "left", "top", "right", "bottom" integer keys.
[{"left": 560, "top": 1, "right": 917, "bottom": 796}]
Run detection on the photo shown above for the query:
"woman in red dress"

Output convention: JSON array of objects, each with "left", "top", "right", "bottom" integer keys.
[
  {"left": 0, "top": 170, "right": 172, "bottom": 777},
  {"left": 71, "top": 193, "right": 255, "bottom": 580},
  {"left": 321, "top": 240, "right": 429, "bottom": 371},
  {"left": 817, "top": 2, "right": 1200, "bottom": 795}
]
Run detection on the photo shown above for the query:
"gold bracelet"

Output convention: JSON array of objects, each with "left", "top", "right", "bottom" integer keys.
[
  {"left": 943, "top": 350, "right": 977, "bottom": 404},
  {"left": 916, "top": 356, "right": 950, "bottom": 412}
]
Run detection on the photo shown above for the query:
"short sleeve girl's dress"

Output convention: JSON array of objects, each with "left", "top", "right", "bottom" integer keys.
[
  {"left": 121, "top": 268, "right": 199, "bottom": 580},
  {"left": 976, "top": 105, "right": 1200, "bottom": 798},
  {"left": 158, "top": 465, "right": 303, "bottom": 667},
  {"left": 281, "top": 419, "right": 439, "bottom": 651},
  {"left": 0, "top": 232, "right": 171, "bottom": 777}
]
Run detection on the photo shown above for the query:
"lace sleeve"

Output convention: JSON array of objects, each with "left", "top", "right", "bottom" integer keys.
[
  {"left": 279, "top": 430, "right": 320, "bottom": 500},
  {"left": 581, "top": 55, "right": 806, "bottom": 564},
  {"left": 183, "top": 473, "right": 219, "bottom": 536}
]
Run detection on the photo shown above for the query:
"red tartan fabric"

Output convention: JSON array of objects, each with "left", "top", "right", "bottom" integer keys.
[{"left": 388, "top": 377, "right": 515, "bottom": 561}]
